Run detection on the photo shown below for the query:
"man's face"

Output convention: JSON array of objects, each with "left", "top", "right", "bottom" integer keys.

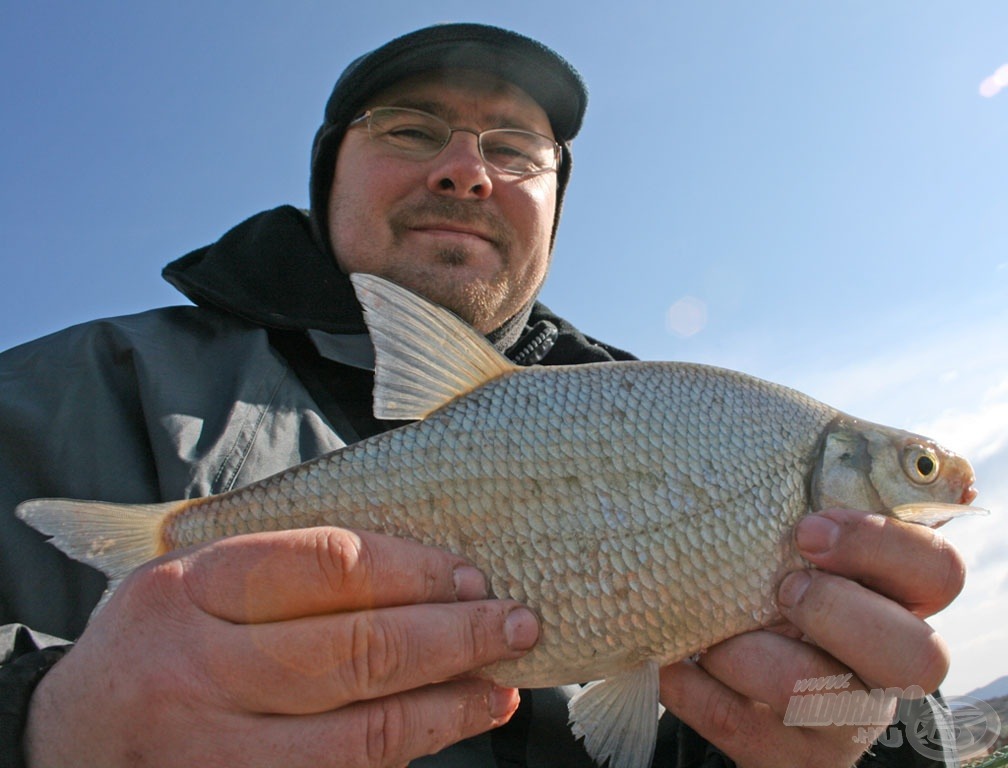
[{"left": 327, "top": 69, "right": 558, "bottom": 334}]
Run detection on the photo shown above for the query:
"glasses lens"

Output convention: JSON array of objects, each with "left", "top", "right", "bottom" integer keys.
[
  {"left": 363, "top": 107, "right": 558, "bottom": 175},
  {"left": 367, "top": 108, "right": 448, "bottom": 156},
  {"left": 480, "top": 130, "right": 558, "bottom": 174}
]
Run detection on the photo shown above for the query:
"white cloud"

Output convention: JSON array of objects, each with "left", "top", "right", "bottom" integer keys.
[
  {"left": 782, "top": 309, "right": 1008, "bottom": 449},
  {"left": 979, "top": 63, "right": 1008, "bottom": 98},
  {"left": 912, "top": 382, "right": 1008, "bottom": 463}
]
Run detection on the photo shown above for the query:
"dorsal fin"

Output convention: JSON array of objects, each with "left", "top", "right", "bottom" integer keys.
[{"left": 350, "top": 273, "right": 519, "bottom": 421}]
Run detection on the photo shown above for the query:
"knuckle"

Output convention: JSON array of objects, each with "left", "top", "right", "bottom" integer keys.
[
  {"left": 122, "top": 556, "right": 193, "bottom": 618},
  {"left": 801, "top": 571, "right": 842, "bottom": 621},
  {"left": 315, "top": 527, "right": 369, "bottom": 596},
  {"left": 345, "top": 613, "right": 410, "bottom": 694},
  {"left": 699, "top": 689, "right": 745, "bottom": 742},
  {"left": 460, "top": 605, "right": 495, "bottom": 662},
  {"left": 365, "top": 698, "right": 409, "bottom": 767}
]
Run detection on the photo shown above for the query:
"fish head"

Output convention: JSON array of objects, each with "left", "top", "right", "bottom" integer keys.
[{"left": 810, "top": 416, "right": 978, "bottom": 518}]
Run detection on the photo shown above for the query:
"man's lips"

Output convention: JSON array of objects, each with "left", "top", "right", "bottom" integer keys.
[
  {"left": 391, "top": 201, "right": 512, "bottom": 253},
  {"left": 408, "top": 222, "right": 496, "bottom": 244}
]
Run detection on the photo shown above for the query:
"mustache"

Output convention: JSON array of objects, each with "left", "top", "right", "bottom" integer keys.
[{"left": 390, "top": 200, "right": 513, "bottom": 251}]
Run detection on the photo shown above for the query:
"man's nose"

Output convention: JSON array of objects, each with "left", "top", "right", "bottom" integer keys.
[{"left": 426, "top": 131, "right": 493, "bottom": 200}]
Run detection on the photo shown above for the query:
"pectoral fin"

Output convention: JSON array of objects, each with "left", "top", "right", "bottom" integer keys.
[
  {"left": 568, "top": 660, "right": 664, "bottom": 768},
  {"left": 890, "top": 502, "right": 989, "bottom": 527}
]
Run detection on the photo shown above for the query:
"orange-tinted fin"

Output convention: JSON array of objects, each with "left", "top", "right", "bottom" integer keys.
[{"left": 15, "top": 497, "right": 183, "bottom": 613}]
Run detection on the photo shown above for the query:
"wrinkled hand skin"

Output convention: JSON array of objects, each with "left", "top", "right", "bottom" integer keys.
[
  {"left": 658, "top": 509, "right": 967, "bottom": 768},
  {"left": 23, "top": 527, "right": 540, "bottom": 768}
]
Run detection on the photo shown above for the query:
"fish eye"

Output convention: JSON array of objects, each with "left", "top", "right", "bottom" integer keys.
[{"left": 902, "top": 445, "right": 939, "bottom": 484}]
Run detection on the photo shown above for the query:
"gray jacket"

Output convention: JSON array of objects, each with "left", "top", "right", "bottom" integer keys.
[{"left": 0, "top": 207, "right": 942, "bottom": 767}]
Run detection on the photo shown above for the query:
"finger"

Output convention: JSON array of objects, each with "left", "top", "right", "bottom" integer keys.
[
  {"left": 693, "top": 631, "right": 898, "bottom": 735},
  {"left": 658, "top": 660, "right": 826, "bottom": 768},
  {"left": 660, "top": 637, "right": 893, "bottom": 768},
  {"left": 693, "top": 631, "right": 866, "bottom": 718},
  {"left": 777, "top": 569, "right": 950, "bottom": 692},
  {"left": 794, "top": 510, "right": 965, "bottom": 616},
  {"left": 205, "top": 600, "right": 539, "bottom": 713},
  {"left": 175, "top": 527, "right": 488, "bottom": 623},
  {"left": 178, "top": 679, "right": 520, "bottom": 768},
  {"left": 294, "top": 680, "right": 520, "bottom": 768}
]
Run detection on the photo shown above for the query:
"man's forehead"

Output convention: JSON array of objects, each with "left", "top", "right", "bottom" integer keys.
[{"left": 363, "top": 69, "right": 554, "bottom": 135}]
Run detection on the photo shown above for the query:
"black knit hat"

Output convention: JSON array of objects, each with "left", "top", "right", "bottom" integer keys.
[{"left": 308, "top": 23, "right": 587, "bottom": 255}]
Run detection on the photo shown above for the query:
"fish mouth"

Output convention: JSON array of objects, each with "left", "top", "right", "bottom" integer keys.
[{"left": 961, "top": 485, "right": 978, "bottom": 505}]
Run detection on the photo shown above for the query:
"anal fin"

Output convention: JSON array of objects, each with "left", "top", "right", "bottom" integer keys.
[{"left": 569, "top": 660, "right": 664, "bottom": 768}]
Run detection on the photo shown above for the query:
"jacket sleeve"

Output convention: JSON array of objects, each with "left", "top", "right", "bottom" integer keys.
[
  {"left": 0, "top": 321, "right": 148, "bottom": 637},
  {"left": 0, "top": 308, "right": 352, "bottom": 765},
  {"left": 0, "top": 625, "right": 72, "bottom": 768},
  {"left": 0, "top": 321, "right": 154, "bottom": 764}
]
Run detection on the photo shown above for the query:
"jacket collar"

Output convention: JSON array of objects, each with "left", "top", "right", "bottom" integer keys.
[
  {"left": 162, "top": 205, "right": 635, "bottom": 365},
  {"left": 163, "top": 206, "right": 368, "bottom": 334}
]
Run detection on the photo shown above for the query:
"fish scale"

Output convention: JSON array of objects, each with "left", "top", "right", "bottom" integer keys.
[{"left": 16, "top": 273, "right": 981, "bottom": 768}]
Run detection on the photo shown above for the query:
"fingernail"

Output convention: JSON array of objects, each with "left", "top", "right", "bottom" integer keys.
[
  {"left": 453, "top": 565, "right": 488, "bottom": 601},
  {"left": 796, "top": 515, "right": 839, "bottom": 555},
  {"left": 504, "top": 607, "right": 539, "bottom": 651},
  {"left": 778, "top": 571, "right": 812, "bottom": 610},
  {"left": 489, "top": 685, "right": 520, "bottom": 720}
]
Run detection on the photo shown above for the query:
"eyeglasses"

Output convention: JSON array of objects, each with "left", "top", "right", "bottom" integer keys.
[{"left": 349, "top": 106, "right": 561, "bottom": 176}]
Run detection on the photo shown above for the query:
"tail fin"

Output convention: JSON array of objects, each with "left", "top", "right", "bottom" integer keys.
[{"left": 15, "top": 498, "right": 176, "bottom": 580}]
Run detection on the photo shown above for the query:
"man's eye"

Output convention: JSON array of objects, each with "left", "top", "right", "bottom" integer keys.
[
  {"left": 382, "top": 125, "right": 442, "bottom": 146},
  {"left": 483, "top": 141, "right": 534, "bottom": 162},
  {"left": 485, "top": 143, "right": 529, "bottom": 158},
  {"left": 389, "top": 127, "right": 435, "bottom": 139}
]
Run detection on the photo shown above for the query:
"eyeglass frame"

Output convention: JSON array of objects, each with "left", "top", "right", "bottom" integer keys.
[{"left": 347, "top": 106, "right": 562, "bottom": 177}]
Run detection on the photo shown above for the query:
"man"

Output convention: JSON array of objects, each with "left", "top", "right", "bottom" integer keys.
[{"left": 0, "top": 23, "right": 963, "bottom": 767}]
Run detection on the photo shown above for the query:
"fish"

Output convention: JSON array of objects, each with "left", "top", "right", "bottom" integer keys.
[{"left": 16, "top": 273, "right": 985, "bottom": 768}]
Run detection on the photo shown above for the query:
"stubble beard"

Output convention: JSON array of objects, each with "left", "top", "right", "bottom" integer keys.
[
  {"left": 330, "top": 192, "right": 548, "bottom": 333},
  {"left": 377, "top": 200, "right": 540, "bottom": 333},
  {"left": 376, "top": 245, "right": 526, "bottom": 333}
]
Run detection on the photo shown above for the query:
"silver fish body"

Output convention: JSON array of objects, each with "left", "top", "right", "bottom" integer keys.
[
  {"left": 175, "top": 359, "right": 829, "bottom": 686},
  {"left": 17, "top": 274, "right": 980, "bottom": 768}
]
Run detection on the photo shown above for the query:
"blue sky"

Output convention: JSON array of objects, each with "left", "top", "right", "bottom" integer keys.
[{"left": 3, "top": 2, "right": 1006, "bottom": 697}]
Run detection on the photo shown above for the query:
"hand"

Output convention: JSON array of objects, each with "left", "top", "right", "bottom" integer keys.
[
  {"left": 657, "top": 509, "right": 966, "bottom": 768},
  {"left": 23, "top": 527, "right": 540, "bottom": 767}
]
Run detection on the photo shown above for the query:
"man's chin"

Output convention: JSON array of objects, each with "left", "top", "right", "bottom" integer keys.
[
  {"left": 380, "top": 266, "right": 512, "bottom": 333},
  {"left": 421, "top": 279, "right": 510, "bottom": 332}
]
